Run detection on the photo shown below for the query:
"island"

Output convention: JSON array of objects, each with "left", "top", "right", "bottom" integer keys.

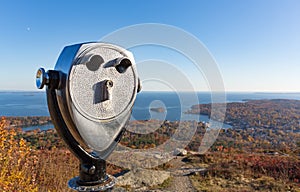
[{"left": 150, "top": 107, "right": 165, "bottom": 113}]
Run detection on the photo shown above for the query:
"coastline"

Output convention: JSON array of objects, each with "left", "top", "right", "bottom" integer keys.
[{"left": 1, "top": 91, "right": 300, "bottom": 132}]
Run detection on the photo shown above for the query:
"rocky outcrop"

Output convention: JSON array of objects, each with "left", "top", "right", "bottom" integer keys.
[{"left": 116, "top": 168, "right": 170, "bottom": 190}]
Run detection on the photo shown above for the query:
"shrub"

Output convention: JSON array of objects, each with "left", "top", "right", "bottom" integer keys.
[{"left": 0, "top": 117, "right": 38, "bottom": 191}]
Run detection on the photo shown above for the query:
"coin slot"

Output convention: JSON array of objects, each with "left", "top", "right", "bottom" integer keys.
[{"left": 93, "top": 80, "right": 113, "bottom": 104}]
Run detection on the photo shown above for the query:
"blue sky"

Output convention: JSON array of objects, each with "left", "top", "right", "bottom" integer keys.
[{"left": 0, "top": 0, "right": 299, "bottom": 92}]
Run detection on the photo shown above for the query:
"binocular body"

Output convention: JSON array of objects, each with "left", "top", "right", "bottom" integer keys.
[{"left": 36, "top": 42, "right": 140, "bottom": 191}]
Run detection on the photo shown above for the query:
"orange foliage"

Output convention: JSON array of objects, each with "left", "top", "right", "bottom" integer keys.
[{"left": 0, "top": 117, "right": 38, "bottom": 191}]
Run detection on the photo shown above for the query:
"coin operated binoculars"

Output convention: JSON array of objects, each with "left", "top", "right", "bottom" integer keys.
[{"left": 36, "top": 42, "right": 141, "bottom": 191}]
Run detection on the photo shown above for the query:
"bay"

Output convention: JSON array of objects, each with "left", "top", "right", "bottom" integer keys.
[{"left": 0, "top": 91, "right": 299, "bottom": 131}]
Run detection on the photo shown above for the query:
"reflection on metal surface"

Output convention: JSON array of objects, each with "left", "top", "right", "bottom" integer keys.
[{"left": 36, "top": 68, "right": 48, "bottom": 89}]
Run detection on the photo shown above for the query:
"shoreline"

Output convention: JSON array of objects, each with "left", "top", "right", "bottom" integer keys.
[{"left": 2, "top": 98, "right": 300, "bottom": 132}]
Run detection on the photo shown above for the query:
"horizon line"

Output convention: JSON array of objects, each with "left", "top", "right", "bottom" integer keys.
[{"left": 0, "top": 89, "right": 299, "bottom": 94}]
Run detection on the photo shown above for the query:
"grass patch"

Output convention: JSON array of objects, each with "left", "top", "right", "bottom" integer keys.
[{"left": 149, "top": 176, "right": 173, "bottom": 190}]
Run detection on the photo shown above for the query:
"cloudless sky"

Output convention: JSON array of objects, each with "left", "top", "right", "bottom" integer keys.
[{"left": 0, "top": 0, "right": 299, "bottom": 92}]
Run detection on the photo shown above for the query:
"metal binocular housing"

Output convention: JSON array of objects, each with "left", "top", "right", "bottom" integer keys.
[{"left": 36, "top": 42, "right": 140, "bottom": 191}]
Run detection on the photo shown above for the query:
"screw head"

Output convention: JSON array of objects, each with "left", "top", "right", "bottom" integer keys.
[
  {"left": 106, "top": 80, "right": 113, "bottom": 88},
  {"left": 88, "top": 166, "right": 96, "bottom": 174}
]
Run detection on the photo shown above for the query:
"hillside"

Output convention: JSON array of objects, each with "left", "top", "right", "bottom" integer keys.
[{"left": 1, "top": 99, "right": 300, "bottom": 191}]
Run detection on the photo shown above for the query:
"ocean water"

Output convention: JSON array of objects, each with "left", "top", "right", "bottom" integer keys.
[
  {"left": 0, "top": 91, "right": 299, "bottom": 130},
  {"left": 132, "top": 92, "right": 300, "bottom": 122},
  {"left": 0, "top": 91, "right": 49, "bottom": 116}
]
